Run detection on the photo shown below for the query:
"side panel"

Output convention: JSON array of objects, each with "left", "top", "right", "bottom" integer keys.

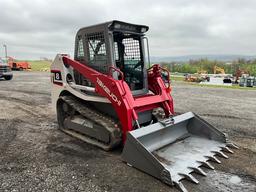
[{"left": 50, "top": 54, "right": 110, "bottom": 113}]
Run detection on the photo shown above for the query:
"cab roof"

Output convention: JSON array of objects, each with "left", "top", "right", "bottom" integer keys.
[{"left": 77, "top": 20, "right": 149, "bottom": 35}]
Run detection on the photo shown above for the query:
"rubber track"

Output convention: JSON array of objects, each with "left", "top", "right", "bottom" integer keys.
[{"left": 60, "top": 95, "right": 122, "bottom": 151}]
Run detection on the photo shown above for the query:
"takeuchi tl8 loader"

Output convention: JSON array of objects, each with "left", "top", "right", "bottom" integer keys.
[{"left": 51, "top": 21, "right": 238, "bottom": 192}]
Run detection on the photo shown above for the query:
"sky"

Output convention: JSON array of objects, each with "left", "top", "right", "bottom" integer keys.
[{"left": 0, "top": 0, "right": 256, "bottom": 59}]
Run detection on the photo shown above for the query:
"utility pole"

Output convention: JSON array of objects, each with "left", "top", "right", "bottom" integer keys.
[{"left": 3, "top": 44, "right": 7, "bottom": 62}]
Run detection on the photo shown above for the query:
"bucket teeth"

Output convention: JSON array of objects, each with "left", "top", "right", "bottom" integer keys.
[
  {"left": 206, "top": 155, "right": 221, "bottom": 164},
  {"left": 179, "top": 173, "right": 199, "bottom": 184},
  {"left": 227, "top": 143, "right": 239, "bottom": 149},
  {"left": 198, "top": 161, "right": 215, "bottom": 170},
  {"left": 189, "top": 167, "right": 207, "bottom": 176},
  {"left": 212, "top": 151, "right": 228, "bottom": 159},
  {"left": 221, "top": 146, "right": 234, "bottom": 154},
  {"left": 174, "top": 181, "right": 188, "bottom": 192}
]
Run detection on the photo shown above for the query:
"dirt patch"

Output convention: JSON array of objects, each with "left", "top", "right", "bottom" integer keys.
[{"left": 0, "top": 119, "right": 18, "bottom": 154}]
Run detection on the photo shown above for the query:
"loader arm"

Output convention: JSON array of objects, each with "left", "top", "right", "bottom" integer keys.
[{"left": 62, "top": 56, "right": 174, "bottom": 142}]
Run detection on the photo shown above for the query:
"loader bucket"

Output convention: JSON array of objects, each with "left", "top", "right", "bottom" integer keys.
[{"left": 122, "top": 112, "right": 238, "bottom": 192}]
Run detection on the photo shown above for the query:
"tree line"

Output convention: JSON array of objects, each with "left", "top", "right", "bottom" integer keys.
[{"left": 160, "top": 58, "right": 256, "bottom": 76}]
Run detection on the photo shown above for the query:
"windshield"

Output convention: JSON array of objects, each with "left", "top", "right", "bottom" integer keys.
[{"left": 113, "top": 32, "right": 144, "bottom": 91}]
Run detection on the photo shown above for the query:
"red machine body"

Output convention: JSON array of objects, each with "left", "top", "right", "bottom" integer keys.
[{"left": 62, "top": 56, "right": 174, "bottom": 142}]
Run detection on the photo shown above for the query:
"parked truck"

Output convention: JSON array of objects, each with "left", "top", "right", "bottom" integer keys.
[
  {"left": 239, "top": 75, "right": 256, "bottom": 87},
  {"left": 0, "top": 58, "right": 13, "bottom": 80},
  {"left": 8, "top": 57, "right": 31, "bottom": 71}
]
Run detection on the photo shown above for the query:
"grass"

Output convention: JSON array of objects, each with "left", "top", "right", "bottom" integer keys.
[
  {"left": 170, "top": 74, "right": 256, "bottom": 90},
  {"left": 191, "top": 83, "right": 256, "bottom": 90},
  {"left": 29, "top": 60, "right": 51, "bottom": 71},
  {"left": 170, "top": 75, "right": 184, "bottom": 81}
]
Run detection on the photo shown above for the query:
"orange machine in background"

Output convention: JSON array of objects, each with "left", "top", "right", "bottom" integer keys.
[
  {"left": 8, "top": 57, "right": 31, "bottom": 71},
  {"left": 213, "top": 65, "right": 225, "bottom": 74}
]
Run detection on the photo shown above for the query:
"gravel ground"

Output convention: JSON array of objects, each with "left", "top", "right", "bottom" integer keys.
[{"left": 0, "top": 71, "right": 255, "bottom": 192}]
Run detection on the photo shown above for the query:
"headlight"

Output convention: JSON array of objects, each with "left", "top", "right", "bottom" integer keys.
[
  {"left": 114, "top": 23, "right": 121, "bottom": 29},
  {"left": 141, "top": 27, "right": 147, "bottom": 33}
]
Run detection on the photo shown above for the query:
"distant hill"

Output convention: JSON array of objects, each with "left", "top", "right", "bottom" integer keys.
[{"left": 150, "top": 55, "right": 256, "bottom": 63}]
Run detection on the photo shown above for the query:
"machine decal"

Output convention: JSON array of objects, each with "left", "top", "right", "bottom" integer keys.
[
  {"left": 51, "top": 70, "right": 63, "bottom": 86},
  {"left": 96, "top": 77, "right": 121, "bottom": 106}
]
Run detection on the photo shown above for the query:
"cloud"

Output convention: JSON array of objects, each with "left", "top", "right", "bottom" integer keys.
[{"left": 0, "top": 0, "right": 256, "bottom": 59}]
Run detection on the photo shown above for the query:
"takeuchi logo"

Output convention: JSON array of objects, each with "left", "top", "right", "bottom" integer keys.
[{"left": 96, "top": 77, "right": 121, "bottom": 106}]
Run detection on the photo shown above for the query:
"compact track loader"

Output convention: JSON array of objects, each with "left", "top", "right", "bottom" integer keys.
[{"left": 51, "top": 20, "right": 238, "bottom": 192}]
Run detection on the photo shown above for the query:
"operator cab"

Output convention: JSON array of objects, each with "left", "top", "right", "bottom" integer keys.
[{"left": 74, "top": 20, "right": 149, "bottom": 95}]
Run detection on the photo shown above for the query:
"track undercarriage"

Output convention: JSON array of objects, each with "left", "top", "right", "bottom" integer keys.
[{"left": 57, "top": 95, "right": 122, "bottom": 150}]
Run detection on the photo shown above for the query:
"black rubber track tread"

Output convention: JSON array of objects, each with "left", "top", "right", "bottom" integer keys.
[{"left": 59, "top": 95, "right": 122, "bottom": 151}]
